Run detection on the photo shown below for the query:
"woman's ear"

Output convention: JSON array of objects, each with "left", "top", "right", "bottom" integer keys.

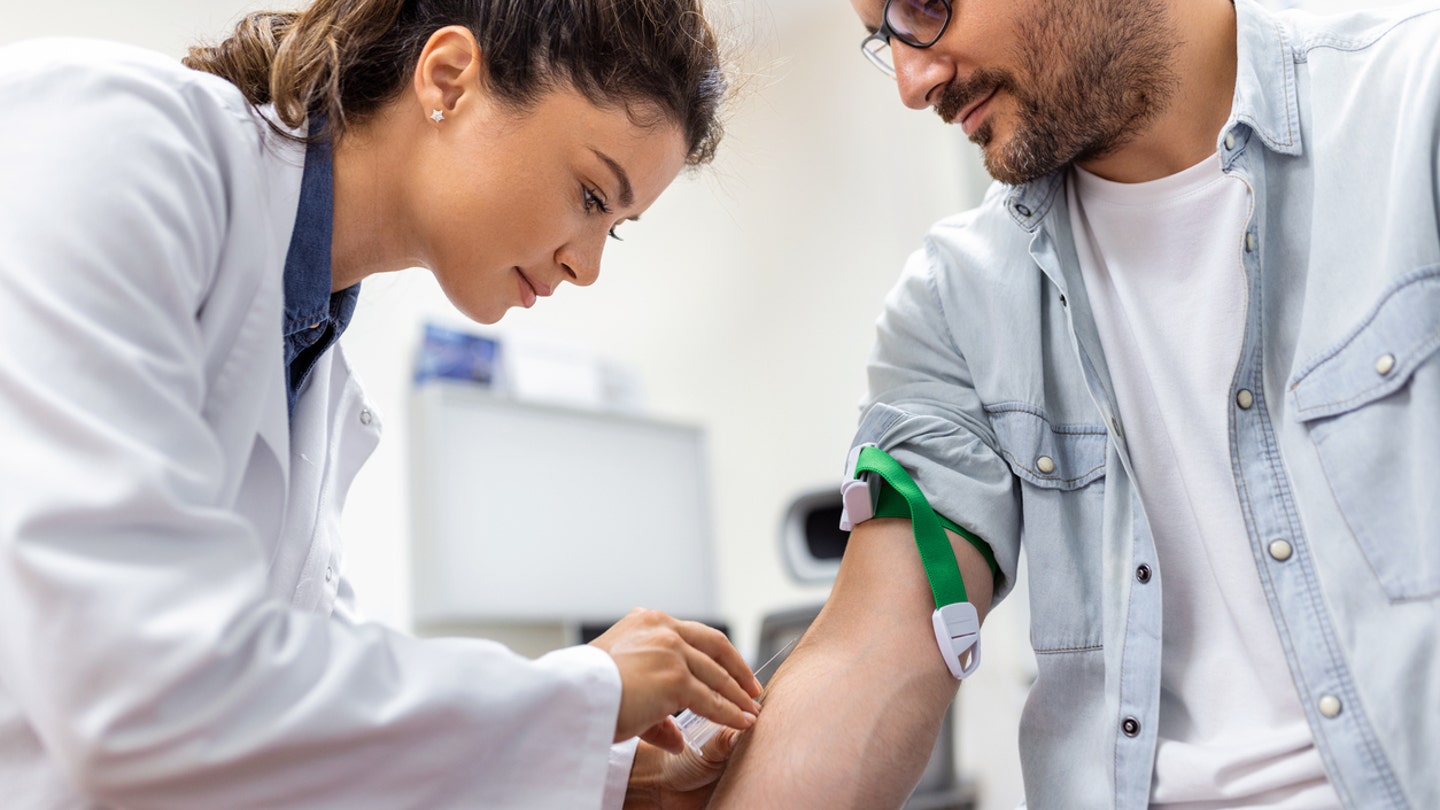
[{"left": 412, "top": 25, "right": 488, "bottom": 121}]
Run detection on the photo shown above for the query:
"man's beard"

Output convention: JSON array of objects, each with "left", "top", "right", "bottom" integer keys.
[{"left": 937, "top": 0, "right": 1180, "bottom": 186}]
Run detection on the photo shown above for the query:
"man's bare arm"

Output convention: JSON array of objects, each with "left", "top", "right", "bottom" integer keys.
[{"left": 710, "top": 517, "right": 995, "bottom": 809}]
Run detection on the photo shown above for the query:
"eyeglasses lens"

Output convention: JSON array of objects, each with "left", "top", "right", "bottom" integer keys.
[{"left": 886, "top": 0, "right": 949, "bottom": 47}]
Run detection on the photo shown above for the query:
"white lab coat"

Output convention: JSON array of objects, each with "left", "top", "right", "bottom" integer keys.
[{"left": 0, "top": 39, "right": 632, "bottom": 809}]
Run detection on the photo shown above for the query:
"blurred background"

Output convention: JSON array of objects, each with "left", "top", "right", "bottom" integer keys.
[{"left": 0, "top": 0, "right": 1401, "bottom": 806}]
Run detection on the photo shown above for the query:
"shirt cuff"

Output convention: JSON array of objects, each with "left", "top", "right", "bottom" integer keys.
[{"left": 601, "top": 737, "right": 640, "bottom": 810}]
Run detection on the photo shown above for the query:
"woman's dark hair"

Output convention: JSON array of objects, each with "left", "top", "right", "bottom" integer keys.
[{"left": 184, "top": 0, "right": 728, "bottom": 164}]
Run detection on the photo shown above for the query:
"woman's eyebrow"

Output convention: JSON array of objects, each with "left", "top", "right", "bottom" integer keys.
[{"left": 590, "top": 148, "right": 635, "bottom": 208}]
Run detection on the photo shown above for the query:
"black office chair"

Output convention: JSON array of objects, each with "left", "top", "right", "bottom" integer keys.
[{"left": 760, "top": 488, "right": 978, "bottom": 810}]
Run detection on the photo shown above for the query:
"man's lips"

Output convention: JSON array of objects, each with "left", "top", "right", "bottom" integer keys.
[{"left": 957, "top": 88, "right": 999, "bottom": 136}]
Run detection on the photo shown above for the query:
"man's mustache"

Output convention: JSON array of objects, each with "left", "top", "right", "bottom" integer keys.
[{"left": 936, "top": 69, "right": 1012, "bottom": 124}]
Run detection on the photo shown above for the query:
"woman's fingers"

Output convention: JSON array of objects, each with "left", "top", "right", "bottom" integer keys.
[
  {"left": 700, "top": 726, "right": 740, "bottom": 764},
  {"left": 590, "top": 608, "right": 761, "bottom": 743},
  {"left": 679, "top": 644, "right": 760, "bottom": 731},
  {"left": 675, "top": 620, "right": 763, "bottom": 698},
  {"left": 640, "top": 716, "right": 686, "bottom": 755}
]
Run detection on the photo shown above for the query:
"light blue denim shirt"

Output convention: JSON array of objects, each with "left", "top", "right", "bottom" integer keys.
[{"left": 852, "top": 1, "right": 1440, "bottom": 806}]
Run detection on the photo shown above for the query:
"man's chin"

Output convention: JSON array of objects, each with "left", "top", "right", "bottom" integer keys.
[
  {"left": 977, "top": 130, "right": 1070, "bottom": 187},
  {"left": 973, "top": 126, "right": 1028, "bottom": 186}
]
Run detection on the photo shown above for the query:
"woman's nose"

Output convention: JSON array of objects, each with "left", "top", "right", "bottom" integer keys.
[{"left": 555, "top": 240, "right": 601, "bottom": 288}]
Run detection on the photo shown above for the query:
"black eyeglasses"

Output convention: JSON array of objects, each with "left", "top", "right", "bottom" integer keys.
[{"left": 860, "top": 0, "right": 953, "bottom": 78}]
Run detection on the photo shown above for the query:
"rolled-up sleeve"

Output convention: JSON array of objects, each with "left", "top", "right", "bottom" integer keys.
[{"left": 852, "top": 245, "right": 1022, "bottom": 602}]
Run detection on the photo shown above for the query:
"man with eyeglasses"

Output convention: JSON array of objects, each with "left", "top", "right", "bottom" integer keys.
[{"left": 712, "top": 0, "right": 1440, "bottom": 807}]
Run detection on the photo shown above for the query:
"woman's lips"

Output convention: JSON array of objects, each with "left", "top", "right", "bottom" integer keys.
[{"left": 517, "top": 269, "right": 538, "bottom": 308}]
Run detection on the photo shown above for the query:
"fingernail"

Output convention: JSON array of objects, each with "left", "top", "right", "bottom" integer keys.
[
  {"left": 752, "top": 698, "right": 763, "bottom": 713},
  {"left": 742, "top": 711, "right": 757, "bottom": 726},
  {"left": 752, "top": 676, "right": 763, "bottom": 693}
]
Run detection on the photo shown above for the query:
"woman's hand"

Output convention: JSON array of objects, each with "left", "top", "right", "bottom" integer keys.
[
  {"left": 589, "top": 608, "right": 761, "bottom": 752},
  {"left": 624, "top": 728, "right": 741, "bottom": 809}
]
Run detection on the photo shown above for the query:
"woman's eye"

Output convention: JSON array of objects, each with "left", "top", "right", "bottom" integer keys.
[{"left": 582, "top": 186, "right": 612, "bottom": 215}]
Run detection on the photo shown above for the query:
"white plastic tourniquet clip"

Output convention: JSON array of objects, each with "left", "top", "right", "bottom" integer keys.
[
  {"left": 839, "top": 443, "right": 879, "bottom": 531},
  {"left": 932, "top": 602, "right": 982, "bottom": 680}
]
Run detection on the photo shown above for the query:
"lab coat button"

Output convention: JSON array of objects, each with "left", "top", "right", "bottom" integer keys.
[
  {"left": 1376, "top": 354, "right": 1396, "bottom": 375},
  {"left": 1122, "top": 717, "right": 1141, "bottom": 737},
  {"left": 1136, "top": 564, "right": 1152, "bottom": 584},
  {"left": 1036, "top": 456, "right": 1056, "bottom": 475},
  {"left": 359, "top": 408, "right": 373, "bottom": 426},
  {"left": 324, "top": 566, "right": 334, "bottom": 584},
  {"left": 1236, "top": 389, "right": 1254, "bottom": 409},
  {"left": 1318, "top": 695, "right": 1342, "bottom": 718},
  {"left": 1269, "top": 540, "right": 1293, "bottom": 562}
]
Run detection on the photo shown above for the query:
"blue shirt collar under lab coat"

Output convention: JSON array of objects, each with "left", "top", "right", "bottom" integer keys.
[{"left": 282, "top": 127, "right": 359, "bottom": 416}]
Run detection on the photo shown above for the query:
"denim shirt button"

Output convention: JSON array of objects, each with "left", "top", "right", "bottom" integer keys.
[
  {"left": 1318, "top": 695, "right": 1343, "bottom": 718},
  {"left": 1225, "top": 131, "right": 1237, "bottom": 150},
  {"left": 1236, "top": 389, "right": 1255, "bottom": 409},
  {"left": 1245, "top": 232, "right": 1257, "bottom": 253},
  {"left": 1036, "top": 456, "right": 1056, "bottom": 475},
  {"left": 1122, "top": 716, "right": 1141, "bottom": 737},
  {"left": 1376, "top": 353, "right": 1396, "bottom": 375},
  {"left": 1268, "top": 540, "right": 1294, "bottom": 561}
]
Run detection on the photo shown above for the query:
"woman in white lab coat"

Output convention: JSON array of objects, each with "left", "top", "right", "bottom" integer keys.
[{"left": 0, "top": 1, "right": 760, "bottom": 807}]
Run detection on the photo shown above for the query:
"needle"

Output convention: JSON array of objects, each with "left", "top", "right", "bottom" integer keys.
[{"left": 753, "top": 635, "right": 800, "bottom": 701}]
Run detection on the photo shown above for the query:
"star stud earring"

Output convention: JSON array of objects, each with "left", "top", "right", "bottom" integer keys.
[{"left": 430, "top": 109, "right": 445, "bottom": 123}]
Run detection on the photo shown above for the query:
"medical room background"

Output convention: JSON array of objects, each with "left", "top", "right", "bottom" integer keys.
[{"left": 0, "top": 0, "right": 1398, "bottom": 807}]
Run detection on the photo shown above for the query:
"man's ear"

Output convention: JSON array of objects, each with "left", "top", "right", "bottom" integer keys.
[{"left": 411, "top": 25, "right": 487, "bottom": 120}]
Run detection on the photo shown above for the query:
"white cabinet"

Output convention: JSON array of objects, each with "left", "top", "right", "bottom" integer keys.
[{"left": 408, "top": 383, "right": 718, "bottom": 633}]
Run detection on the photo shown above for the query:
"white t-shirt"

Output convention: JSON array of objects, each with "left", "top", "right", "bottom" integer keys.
[{"left": 1067, "top": 156, "right": 1340, "bottom": 808}]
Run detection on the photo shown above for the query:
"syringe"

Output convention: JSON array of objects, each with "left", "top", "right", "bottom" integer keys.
[{"left": 673, "top": 635, "right": 799, "bottom": 754}]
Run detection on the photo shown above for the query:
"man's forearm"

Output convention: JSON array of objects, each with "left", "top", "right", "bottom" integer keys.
[{"left": 710, "top": 518, "right": 995, "bottom": 808}]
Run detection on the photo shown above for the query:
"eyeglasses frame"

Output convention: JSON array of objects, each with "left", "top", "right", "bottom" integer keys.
[{"left": 860, "top": 0, "right": 954, "bottom": 79}]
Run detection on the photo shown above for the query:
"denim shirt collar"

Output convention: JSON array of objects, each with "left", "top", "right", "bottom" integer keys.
[
  {"left": 282, "top": 128, "right": 360, "bottom": 415},
  {"left": 1228, "top": 0, "right": 1303, "bottom": 158},
  {"left": 1003, "top": 0, "right": 1303, "bottom": 230}
]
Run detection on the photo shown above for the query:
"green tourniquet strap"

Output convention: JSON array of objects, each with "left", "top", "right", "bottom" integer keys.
[
  {"left": 854, "top": 446, "right": 968, "bottom": 608},
  {"left": 873, "top": 483, "right": 1000, "bottom": 584}
]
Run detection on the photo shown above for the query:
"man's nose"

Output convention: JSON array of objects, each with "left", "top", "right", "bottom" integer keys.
[{"left": 893, "top": 40, "right": 954, "bottom": 111}]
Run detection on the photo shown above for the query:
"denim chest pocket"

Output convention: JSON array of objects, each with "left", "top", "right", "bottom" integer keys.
[
  {"left": 987, "top": 405, "right": 1109, "bottom": 652},
  {"left": 1289, "top": 266, "right": 1440, "bottom": 601}
]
